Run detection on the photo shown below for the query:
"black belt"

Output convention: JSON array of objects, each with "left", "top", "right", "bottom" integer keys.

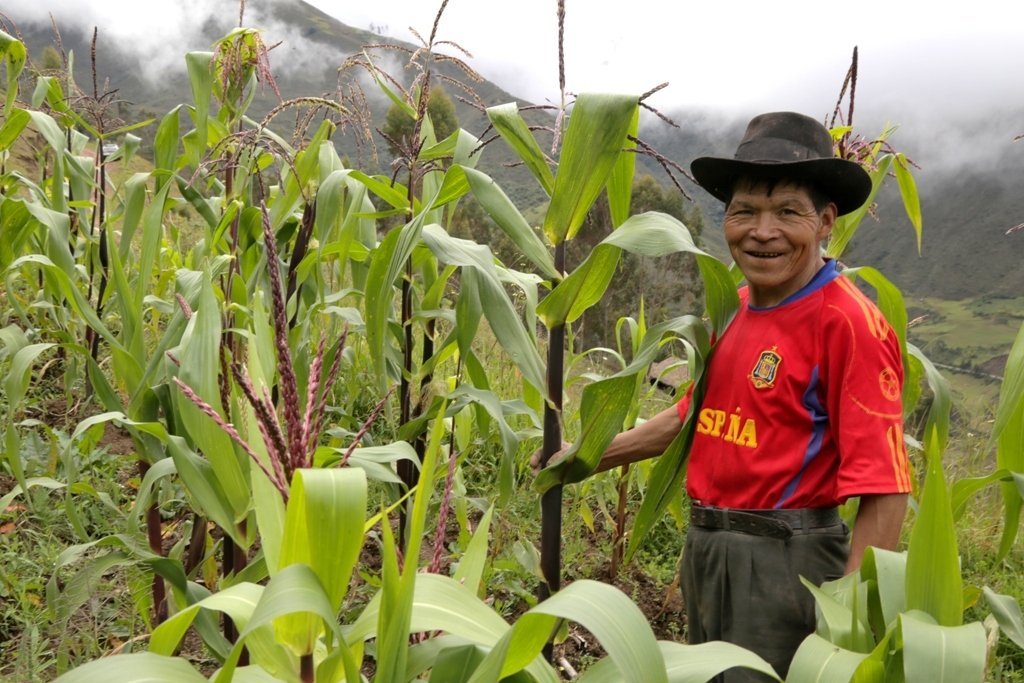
[{"left": 690, "top": 504, "right": 841, "bottom": 540}]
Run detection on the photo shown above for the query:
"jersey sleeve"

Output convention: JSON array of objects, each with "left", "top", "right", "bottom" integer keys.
[
  {"left": 823, "top": 280, "right": 912, "bottom": 500},
  {"left": 676, "top": 386, "right": 693, "bottom": 423}
]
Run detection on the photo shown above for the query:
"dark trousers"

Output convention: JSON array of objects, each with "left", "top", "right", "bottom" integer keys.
[{"left": 680, "top": 517, "right": 849, "bottom": 681}]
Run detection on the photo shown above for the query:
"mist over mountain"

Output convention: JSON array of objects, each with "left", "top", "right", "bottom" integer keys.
[{"left": 5, "top": 0, "right": 1021, "bottom": 301}]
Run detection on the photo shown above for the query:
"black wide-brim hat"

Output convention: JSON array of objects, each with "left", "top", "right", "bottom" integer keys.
[{"left": 691, "top": 111, "right": 872, "bottom": 216}]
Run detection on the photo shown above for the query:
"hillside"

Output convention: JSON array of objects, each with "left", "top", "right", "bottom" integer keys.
[
  {"left": 639, "top": 110, "right": 1024, "bottom": 299},
  {"left": 4, "top": 0, "right": 555, "bottom": 208},
  {"left": 6, "top": 1, "right": 1023, "bottom": 301}
]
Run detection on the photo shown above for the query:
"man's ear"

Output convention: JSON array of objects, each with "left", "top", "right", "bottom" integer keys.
[{"left": 817, "top": 202, "right": 838, "bottom": 240}]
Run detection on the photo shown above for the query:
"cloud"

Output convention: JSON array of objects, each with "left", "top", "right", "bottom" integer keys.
[{"left": 3, "top": 0, "right": 352, "bottom": 87}]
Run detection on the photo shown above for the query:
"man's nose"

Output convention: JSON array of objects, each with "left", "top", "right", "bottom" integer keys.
[{"left": 749, "top": 211, "right": 779, "bottom": 240}]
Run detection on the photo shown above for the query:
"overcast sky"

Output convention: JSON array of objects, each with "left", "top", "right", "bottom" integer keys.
[
  {"left": 300, "top": 0, "right": 1024, "bottom": 127},
  {"left": 5, "top": 0, "right": 1024, "bottom": 167}
]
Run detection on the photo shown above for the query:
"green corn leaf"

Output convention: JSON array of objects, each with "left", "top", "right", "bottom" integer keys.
[
  {"left": 893, "top": 153, "right": 923, "bottom": 253},
  {"left": 363, "top": 224, "right": 403, "bottom": 388},
  {"left": 275, "top": 468, "right": 367, "bottom": 654},
  {"left": 150, "top": 582, "right": 264, "bottom": 655},
  {"left": 787, "top": 634, "right": 869, "bottom": 683},
  {"left": 907, "top": 343, "right": 951, "bottom": 457},
  {"left": 606, "top": 105, "right": 640, "bottom": 228},
  {"left": 993, "top": 320, "right": 1024, "bottom": 441},
  {"left": 0, "top": 106, "right": 29, "bottom": 151},
  {"left": 448, "top": 385, "right": 522, "bottom": 503},
  {"left": 579, "top": 639, "right": 780, "bottom": 683},
  {"left": 905, "top": 425, "right": 962, "bottom": 626},
  {"left": 53, "top": 652, "right": 208, "bottom": 683},
  {"left": 349, "top": 170, "right": 411, "bottom": 211},
  {"left": 172, "top": 272, "right": 250, "bottom": 521},
  {"left": 859, "top": 547, "right": 908, "bottom": 634},
  {"left": 900, "top": 612, "right": 986, "bottom": 683},
  {"left": 983, "top": 587, "right": 1024, "bottom": 650},
  {"left": 428, "top": 644, "right": 488, "bottom": 683},
  {"left": 421, "top": 225, "right": 547, "bottom": 393},
  {"left": 154, "top": 106, "right": 182, "bottom": 183},
  {"left": 470, "top": 579, "right": 667, "bottom": 683},
  {"left": 348, "top": 573, "right": 549, "bottom": 678},
  {"left": 535, "top": 374, "right": 634, "bottom": 490},
  {"left": 800, "top": 577, "right": 874, "bottom": 653},
  {"left": 543, "top": 93, "right": 638, "bottom": 245},
  {"left": 537, "top": 210, "right": 714, "bottom": 328},
  {"left": 452, "top": 506, "right": 495, "bottom": 596},
  {"left": 118, "top": 173, "right": 151, "bottom": 259},
  {"left": 950, "top": 468, "right": 1012, "bottom": 521},
  {"left": 827, "top": 155, "right": 894, "bottom": 260},
  {"left": 0, "top": 476, "right": 65, "bottom": 511},
  {"left": 184, "top": 51, "right": 213, "bottom": 168},
  {"left": 461, "top": 166, "right": 559, "bottom": 279},
  {"left": 996, "top": 396, "right": 1024, "bottom": 559},
  {"left": 486, "top": 102, "right": 555, "bottom": 197},
  {"left": 167, "top": 434, "right": 245, "bottom": 543},
  {"left": 373, "top": 412, "right": 447, "bottom": 682},
  {"left": 0, "top": 31, "right": 26, "bottom": 114},
  {"left": 5, "top": 343, "right": 55, "bottom": 418},
  {"left": 214, "top": 564, "right": 354, "bottom": 683}
]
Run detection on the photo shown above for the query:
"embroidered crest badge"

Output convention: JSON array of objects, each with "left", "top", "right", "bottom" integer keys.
[{"left": 750, "top": 347, "right": 782, "bottom": 389}]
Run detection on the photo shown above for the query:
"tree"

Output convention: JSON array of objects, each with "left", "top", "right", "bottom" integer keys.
[{"left": 381, "top": 86, "right": 458, "bottom": 160}]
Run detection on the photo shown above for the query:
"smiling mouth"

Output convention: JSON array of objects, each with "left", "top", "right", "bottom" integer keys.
[{"left": 746, "top": 251, "right": 784, "bottom": 258}]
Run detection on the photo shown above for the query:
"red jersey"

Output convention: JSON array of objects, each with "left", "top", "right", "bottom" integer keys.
[{"left": 678, "top": 261, "right": 912, "bottom": 509}]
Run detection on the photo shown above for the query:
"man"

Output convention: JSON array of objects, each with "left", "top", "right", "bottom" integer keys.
[{"left": 537, "top": 112, "right": 911, "bottom": 680}]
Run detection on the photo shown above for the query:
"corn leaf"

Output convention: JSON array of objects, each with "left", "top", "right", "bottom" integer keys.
[
  {"left": 0, "top": 107, "right": 29, "bottom": 151},
  {"left": 535, "top": 374, "right": 634, "bottom": 490},
  {"left": 580, "top": 639, "right": 780, "bottom": 682},
  {"left": 452, "top": 506, "right": 495, "bottom": 596},
  {"left": 907, "top": 343, "right": 951, "bottom": 456},
  {"left": 983, "top": 587, "right": 1024, "bottom": 650},
  {"left": 537, "top": 211, "right": 709, "bottom": 328},
  {"left": 606, "top": 106, "right": 640, "bottom": 228},
  {"left": 53, "top": 652, "right": 208, "bottom": 683},
  {"left": 827, "top": 155, "right": 894, "bottom": 260},
  {"left": 0, "top": 30, "right": 26, "bottom": 114},
  {"left": 893, "top": 153, "right": 923, "bottom": 253},
  {"left": 374, "top": 411, "right": 447, "bottom": 682},
  {"left": 421, "top": 225, "right": 546, "bottom": 393},
  {"left": 900, "top": 612, "right": 986, "bottom": 683},
  {"left": 150, "top": 582, "right": 264, "bottom": 655},
  {"left": 994, "top": 321, "right": 1024, "bottom": 556},
  {"left": 859, "top": 547, "right": 908, "bottom": 634},
  {"left": 543, "top": 93, "right": 637, "bottom": 245},
  {"left": 461, "top": 166, "right": 559, "bottom": 279},
  {"left": 214, "top": 564, "right": 353, "bottom": 683},
  {"left": 470, "top": 579, "right": 667, "bottom": 683},
  {"left": 905, "top": 426, "right": 962, "bottom": 626},
  {"left": 486, "top": 102, "right": 555, "bottom": 197},
  {"left": 184, "top": 51, "right": 213, "bottom": 168},
  {"left": 275, "top": 468, "right": 367, "bottom": 655},
  {"left": 787, "top": 634, "right": 869, "bottom": 683},
  {"left": 800, "top": 577, "right": 875, "bottom": 653},
  {"left": 172, "top": 272, "right": 250, "bottom": 521}
]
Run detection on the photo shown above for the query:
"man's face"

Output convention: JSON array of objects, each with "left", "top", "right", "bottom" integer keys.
[{"left": 723, "top": 180, "right": 837, "bottom": 308}]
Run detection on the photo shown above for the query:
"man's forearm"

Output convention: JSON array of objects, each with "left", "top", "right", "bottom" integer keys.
[
  {"left": 845, "top": 493, "right": 908, "bottom": 574},
  {"left": 594, "top": 405, "right": 683, "bottom": 473}
]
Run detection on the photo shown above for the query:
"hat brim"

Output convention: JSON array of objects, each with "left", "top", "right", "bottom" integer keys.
[{"left": 691, "top": 156, "right": 872, "bottom": 216}]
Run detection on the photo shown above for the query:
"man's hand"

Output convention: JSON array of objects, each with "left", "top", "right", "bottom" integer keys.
[{"left": 530, "top": 441, "right": 571, "bottom": 474}]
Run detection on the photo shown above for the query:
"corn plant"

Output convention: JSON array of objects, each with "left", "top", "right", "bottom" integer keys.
[
  {"left": 786, "top": 321, "right": 1024, "bottom": 681},
  {"left": 52, "top": 410, "right": 784, "bottom": 683}
]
